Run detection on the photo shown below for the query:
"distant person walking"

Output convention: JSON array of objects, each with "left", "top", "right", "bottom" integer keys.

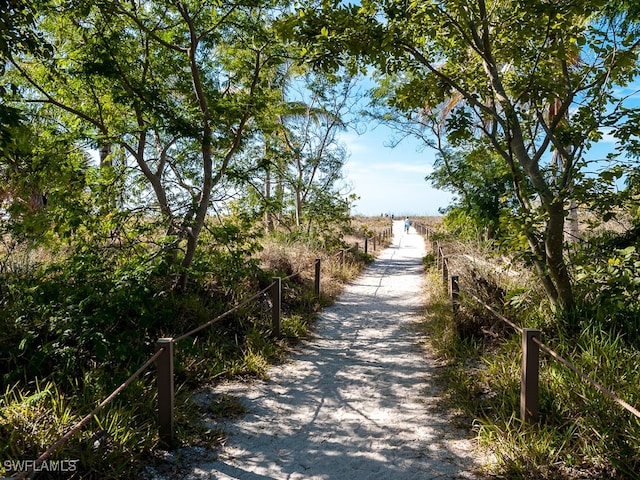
[{"left": 404, "top": 217, "right": 411, "bottom": 234}]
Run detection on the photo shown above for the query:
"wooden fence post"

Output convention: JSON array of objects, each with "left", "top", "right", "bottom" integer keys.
[
  {"left": 364, "top": 237, "right": 369, "bottom": 255},
  {"left": 442, "top": 256, "right": 448, "bottom": 287},
  {"left": 339, "top": 249, "right": 345, "bottom": 266},
  {"left": 354, "top": 242, "right": 359, "bottom": 257},
  {"left": 373, "top": 235, "right": 377, "bottom": 251},
  {"left": 314, "top": 258, "right": 321, "bottom": 297},
  {"left": 432, "top": 241, "right": 437, "bottom": 267},
  {"left": 271, "top": 277, "right": 282, "bottom": 337},
  {"left": 156, "top": 338, "right": 175, "bottom": 446},
  {"left": 451, "top": 275, "right": 459, "bottom": 316},
  {"left": 521, "top": 328, "right": 541, "bottom": 423}
]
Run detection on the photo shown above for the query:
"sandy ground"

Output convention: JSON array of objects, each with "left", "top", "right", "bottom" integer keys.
[{"left": 154, "top": 221, "right": 486, "bottom": 479}]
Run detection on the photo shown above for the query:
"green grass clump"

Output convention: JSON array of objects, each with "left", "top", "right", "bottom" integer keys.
[
  {"left": 0, "top": 223, "right": 378, "bottom": 478},
  {"left": 0, "top": 378, "right": 160, "bottom": 479},
  {"left": 419, "top": 264, "right": 640, "bottom": 479},
  {"left": 207, "top": 394, "right": 248, "bottom": 419}
]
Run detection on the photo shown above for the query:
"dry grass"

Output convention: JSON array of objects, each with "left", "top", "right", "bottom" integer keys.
[
  {"left": 257, "top": 239, "right": 320, "bottom": 278},
  {"left": 255, "top": 215, "right": 413, "bottom": 303},
  {"left": 256, "top": 236, "right": 369, "bottom": 302},
  {"left": 0, "top": 235, "right": 55, "bottom": 276},
  {"left": 442, "top": 238, "right": 536, "bottom": 299},
  {"left": 427, "top": 234, "right": 547, "bottom": 348},
  {"left": 577, "top": 208, "right": 634, "bottom": 237}
]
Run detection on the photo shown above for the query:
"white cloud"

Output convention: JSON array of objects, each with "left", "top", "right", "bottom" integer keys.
[
  {"left": 336, "top": 131, "right": 371, "bottom": 154},
  {"left": 597, "top": 127, "right": 618, "bottom": 144},
  {"left": 338, "top": 121, "right": 449, "bottom": 216}
]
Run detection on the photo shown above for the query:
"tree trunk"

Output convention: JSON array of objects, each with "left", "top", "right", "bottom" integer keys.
[
  {"left": 295, "top": 188, "right": 302, "bottom": 228},
  {"left": 524, "top": 230, "right": 559, "bottom": 304},
  {"left": 177, "top": 140, "right": 213, "bottom": 291},
  {"left": 264, "top": 165, "right": 274, "bottom": 234},
  {"left": 545, "top": 200, "right": 574, "bottom": 310},
  {"left": 566, "top": 200, "right": 580, "bottom": 242},
  {"left": 492, "top": 90, "right": 574, "bottom": 309}
]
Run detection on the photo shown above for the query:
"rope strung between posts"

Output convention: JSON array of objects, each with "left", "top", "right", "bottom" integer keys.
[
  {"left": 450, "top": 250, "right": 640, "bottom": 421},
  {"left": 283, "top": 258, "right": 317, "bottom": 281},
  {"left": 174, "top": 282, "right": 274, "bottom": 343},
  {"left": 465, "top": 286, "right": 639, "bottom": 420},
  {"left": 533, "top": 337, "right": 640, "bottom": 420},
  {"left": 466, "top": 291, "right": 523, "bottom": 334},
  {"left": 14, "top": 348, "right": 165, "bottom": 480},
  {"left": 17, "top": 278, "right": 284, "bottom": 477}
]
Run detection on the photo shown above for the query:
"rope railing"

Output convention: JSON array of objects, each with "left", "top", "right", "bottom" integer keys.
[
  {"left": 534, "top": 336, "right": 640, "bottom": 420},
  {"left": 13, "top": 272, "right": 304, "bottom": 478},
  {"left": 12, "top": 259, "right": 317, "bottom": 477},
  {"left": 466, "top": 291, "right": 523, "bottom": 334},
  {"left": 12, "top": 225, "right": 395, "bottom": 478},
  {"left": 173, "top": 283, "right": 275, "bottom": 343},
  {"left": 428, "top": 235, "right": 640, "bottom": 425},
  {"left": 280, "top": 256, "right": 321, "bottom": 282},
  {"left": 329, "top": 225, "right": 393, "bottom": 267},
  {"left": 353, "top": 225, "right": 394, "bottom": 258},
  {"left": 14, "top": 349, "right": 165, "bottom": 480}
]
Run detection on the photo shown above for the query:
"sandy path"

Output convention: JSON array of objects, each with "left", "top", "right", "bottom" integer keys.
[{"left": 181, "top": 221, "right": 483, "bottom": 479}]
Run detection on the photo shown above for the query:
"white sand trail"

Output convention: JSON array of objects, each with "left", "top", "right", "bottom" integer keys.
[{"left": 180, "top": 221, "right": 484, "bottom": 479}]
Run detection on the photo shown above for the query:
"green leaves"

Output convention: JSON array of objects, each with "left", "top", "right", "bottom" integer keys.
[
  {"left": 574, "top": 244, "right": 640, "bottom": 341},
  {"left": 293, "top": 0, "right": 640, "bottom": 308},
  {"left": 599, "top": 165, "right": 624, "bottom": 183}
]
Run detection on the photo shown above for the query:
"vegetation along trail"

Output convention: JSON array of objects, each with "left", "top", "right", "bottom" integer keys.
[{"left": 175, "top": 220, "right": 485, "bottom": 479}]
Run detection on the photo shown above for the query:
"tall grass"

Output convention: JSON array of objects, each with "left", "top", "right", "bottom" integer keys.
[
  {"left": 420, "top": 238, "right": 640, "bottom": 479},
  {"left": 0, "top": 220, "right": 379, "bottom": 478}
]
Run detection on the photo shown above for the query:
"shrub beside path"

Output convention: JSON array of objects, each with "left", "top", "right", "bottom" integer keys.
[{"left": 177, "top": 221, "right": 485, "bottom": 479}]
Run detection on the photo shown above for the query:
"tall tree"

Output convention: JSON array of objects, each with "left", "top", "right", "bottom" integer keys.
[
  {"left": 276, "top": 74, "right": 353, "bottom": 232},
  {"left": 8, "top": 0, "right": 291, "bottom": 288},
  {"left": 236, "top": 70, "right": 357, "bottom": 237},
  {"left": 1, "top": 0, "right": 53, "bottom": 207},
  {"left": 292, "top": 0, "right": 640, "bottom": 310}
]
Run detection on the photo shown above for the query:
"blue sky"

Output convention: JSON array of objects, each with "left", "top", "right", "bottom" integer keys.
[
  {"left": 337, "top": 75, "right": 640, "bottom": 217},
  {"left": 339, "top": 119, "right": 626, "bottom": 218},
  {"left": 338, "top": 125, "right": 454, "bottom": 217}
]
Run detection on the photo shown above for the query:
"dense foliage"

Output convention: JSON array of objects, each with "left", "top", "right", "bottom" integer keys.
[
  {"left": 0, "top": 1, "right": 365, "bottom": 477},
  {"left": 292, "top": 0, "right": 640, "bottom": 313},
  {"left": 4, "top": 0, "right": 640, "bottom": 478}
]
